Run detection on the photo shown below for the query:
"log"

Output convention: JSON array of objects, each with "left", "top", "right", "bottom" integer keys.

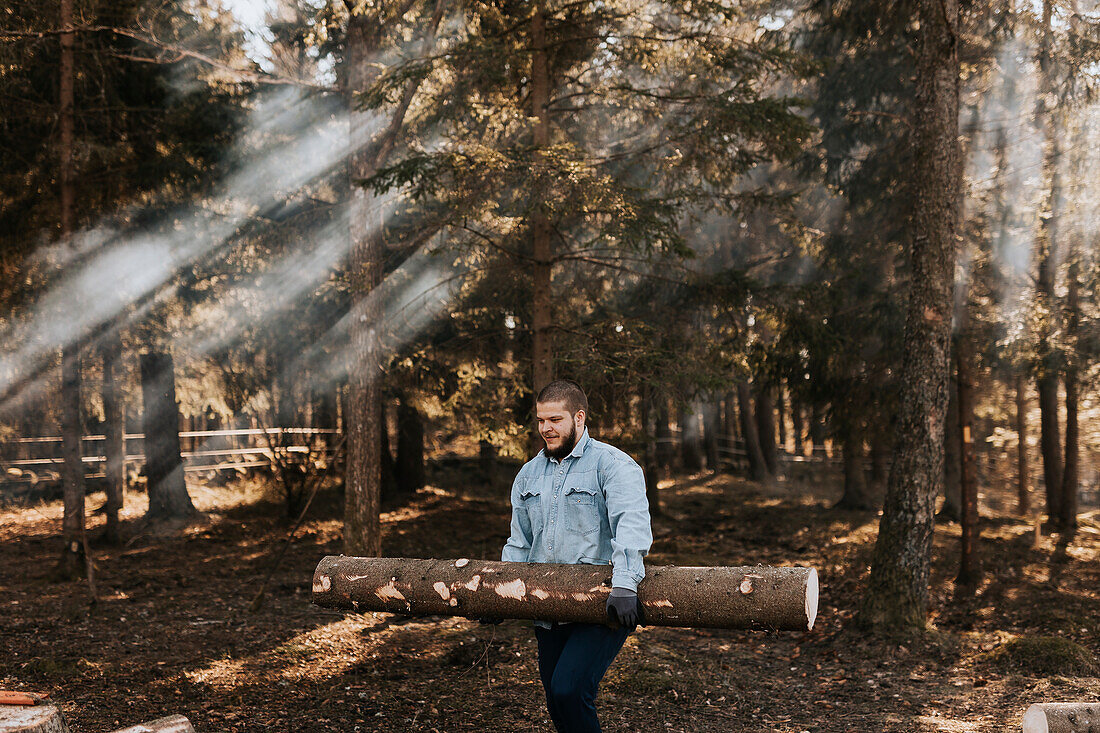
[
  {"left": 313, "top": 557, "right": 818, "bottom": 631},
  {"left": 0, "top": 705, "right": 70, "bottom": 733},
  {"left": 1023, "top": 703, "right": 1100, "bottom": 733}
]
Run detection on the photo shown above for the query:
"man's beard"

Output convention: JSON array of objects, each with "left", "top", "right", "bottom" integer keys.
[{"left": 544, "top": 421, "right": 578, "bottom": 461}]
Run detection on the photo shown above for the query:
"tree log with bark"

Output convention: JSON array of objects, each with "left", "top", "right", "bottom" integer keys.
[
  {"left": 0, "top": 704, "right": 69, "bottom": 733},
  {"left": 1023, "top": 703, "right": 1100, "bottom": 733},
  {"left": 313, "top": 557, "right": 818, "bottom": 631}
]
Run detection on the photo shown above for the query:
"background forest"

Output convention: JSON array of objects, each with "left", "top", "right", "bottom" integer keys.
[{"left": 1, "top": 0, "right": 1099, "bottom": 731}]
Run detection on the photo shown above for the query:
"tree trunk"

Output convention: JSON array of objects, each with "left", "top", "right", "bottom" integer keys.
[
  {"left": 640, "top": 385, "right": 661, "bottom": 516},
  {"left": 1023, "top": 703, "right": 1100, "bottom": 733},
  {"left": 56, "top": 0, "right": 85, "bottom": 579},
  {"left": 396, "top": 397, "right": 425, "bottom": 495},
  {"left": 810, "top": 402, "right": 827, "bottom": 458},
  {"left": 679, "top": 401, "right": 703, "bottom": 472},
  {"left": 737, "top": 381, "right": 769, "bottom": 482},
  {"left": 140, "top": 351, "right": 196, "bottom": 522},
  {"left": 1060, "top": 257, "right": 1080, "bottom": 530},
  {"left": 860, "top": 0, "right": 959, "bottom": 630},
  {"left": 776, "top": 384, "right": 788, "bottom": 451},
  {"left": 754, "top": 382, "right": 778, "bottom": 475},
  {"left": 101, "top": 335, "right": 126, "bottom": 544},
  {"left": 343, "top": 11, "right": 386, "bottom": 556},
  {"left": 940, "top": 371, "right": 962, "bottom": 522},
  {"left": 723, "top": 391, "right": 738, "bottom": 441},
  {"left": 1015, "top": 374, "right": 1030, "bottom": 516},
  {"left": 1037, "top": 374, "right": 1062, "bottom": 521},
  {"left": 313, "top": 556, "right": 819, "bottom": 631},
  {"left": 870, "top": 420, "right": 890, "bottom": 490},
  {"left": 955, "top": 339, "right": 980, "bottom": 588},
  {"left": 791, "top": 395, "right": 806, "bottom": 457},
  {"left": 529, "top": 0, "right": 553, "bottom": 392},
  {"left": 835, "top": 419, "right": 875, "bottom": 510},
  {"left": 1036, "top": 0, "right": 1063, "bottom": 523},
  {"left": 655, "top": 396, "right": 673, "bottom": 471},
  {"left": 379, "top": 398, "right": 397, "bottom": 498},
  {"left": 703, "top": 399, "right": 719, "bottom": 472}
]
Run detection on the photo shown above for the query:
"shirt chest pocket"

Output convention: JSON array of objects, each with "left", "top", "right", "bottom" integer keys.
[
  {"left": 563, "top": 486, "right": 601, "bottom": 536},
  {"left": 520, "top": 485, "right": 543, "bottom": 525}
]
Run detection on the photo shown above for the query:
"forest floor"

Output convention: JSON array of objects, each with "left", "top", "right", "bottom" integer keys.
[{"left": 2, "top": 459, "right": 1100, "bottom": 732}]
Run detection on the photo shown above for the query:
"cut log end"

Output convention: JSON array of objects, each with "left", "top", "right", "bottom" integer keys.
[
  {"left": 805, "top": 568, "right": 819, "bottom": 631},
  {"left": 107, "top": 714, "right": 195, "bottom": 733},
  {"left": 1023, "top": 703, "right": 1100, "bottom": 733},
  {"left": 0, "top": 705, "right": 70, "bottom": 733}
]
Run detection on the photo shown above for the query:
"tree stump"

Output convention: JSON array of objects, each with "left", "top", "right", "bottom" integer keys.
[
  {"left": 0, "top": 705, "right": 70, "bottom": 733},
  {"left": 314, "top": 556, "right": 819, "bottom": 630},
  {"left": 1024, "top": 703, "right": 1100, "bottom": 733}
]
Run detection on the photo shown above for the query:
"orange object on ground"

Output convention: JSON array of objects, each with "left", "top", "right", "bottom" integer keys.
[{"left": 0, "top": 691, "right": 48, "bottom": 705}]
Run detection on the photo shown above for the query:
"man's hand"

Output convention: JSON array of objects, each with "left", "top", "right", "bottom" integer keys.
[
  {"left": 606, "top": 587, "right": 642, "bottom": 631},
  {"left": 477, "top": 617, "right": 503, "bottom": 625}
]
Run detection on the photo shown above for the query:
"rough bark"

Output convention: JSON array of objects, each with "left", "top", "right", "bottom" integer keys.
[
  {"left": 1023, "top": 703, "right": 1100, "bottom": 733},
  {"left": 754, "top": 382, "right": 779, "bottom": 475},
  {"left": 107, "top": 716, "right": 194, "bottom": 733},
  {"left": 860, "top": 0, "right": 959, "bottom": 630},
  {"left": 396, "top": 397, "right": 425, "bottom": 495},
  {"left": 530, "top": 0, "right": 554, "bottom": 392},
  {"left": 1015, "top": 374, "right": 1030, "bottom": 516},
  {"left": 737, "top": 381, "right": 769, "bottom": 481},
  {"left": 314, "top": 556, "right": 819, "bottom": 631},
  {"left": 343, "top": 12, "right": 385, "bottom": 556},
  {"left": 56, "top": 0, "right": 85, "bottom": 580},
  {"left": 101, "top": 335, "right": 126, "bottom": 544},
  {"left": 955, "top": 340, "right": 980, "bottom": 588},
  {"left": 0, "top": 705, "right": 70, "bottom": 733},
  {"left": 140, "top": 351, "right": 196, "bottom": 521}
]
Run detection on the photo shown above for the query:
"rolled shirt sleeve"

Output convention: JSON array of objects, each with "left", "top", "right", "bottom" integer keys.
[
  {"left": 600, "top": 453, "right": 652, "bottom": 591},
  {"left": 501, "top": 472, "right": 533, "bottom": 563}
]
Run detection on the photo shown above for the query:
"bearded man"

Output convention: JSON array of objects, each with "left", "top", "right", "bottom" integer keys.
[{"left": 500, "top": 379, "right": 652, "bottom": 733}]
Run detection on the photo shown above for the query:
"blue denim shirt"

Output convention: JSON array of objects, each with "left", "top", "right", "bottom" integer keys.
[{"left": 501, "top": 429, "right": 653, "bottom": 609}]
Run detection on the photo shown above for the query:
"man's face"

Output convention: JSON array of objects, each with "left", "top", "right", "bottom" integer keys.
[{"left": 536, "top": 400, "right": 584, "bottom": 456}]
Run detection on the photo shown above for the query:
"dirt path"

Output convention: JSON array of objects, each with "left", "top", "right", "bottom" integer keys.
[{"left": 2, "top": 467, "right": 1098, "bottom": 732}]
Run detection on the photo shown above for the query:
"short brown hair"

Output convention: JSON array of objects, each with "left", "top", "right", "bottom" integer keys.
[{"left": 536, "top": 380, "right": 588, "bottom": 416}]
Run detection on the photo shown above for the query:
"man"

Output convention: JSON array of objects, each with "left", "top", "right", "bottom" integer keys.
[{"left": 500, "top": 379, "right": 653, "bottom": 733}]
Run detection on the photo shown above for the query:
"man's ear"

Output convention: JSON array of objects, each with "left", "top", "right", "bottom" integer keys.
[{"left": 574, "top": 410, "right": 586, "bottom": 431}]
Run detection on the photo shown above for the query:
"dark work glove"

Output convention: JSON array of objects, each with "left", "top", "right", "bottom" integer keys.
[
  {"left": 606, "top": 587, "right": 641, "bottom": 631},
  {"left": 478, "top": 617, "right": 503, "bottom": 625}
]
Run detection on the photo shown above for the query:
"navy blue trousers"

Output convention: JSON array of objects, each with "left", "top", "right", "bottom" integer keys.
[{"left": 534, "top": 623, "right": 629, "bottom": 733}]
